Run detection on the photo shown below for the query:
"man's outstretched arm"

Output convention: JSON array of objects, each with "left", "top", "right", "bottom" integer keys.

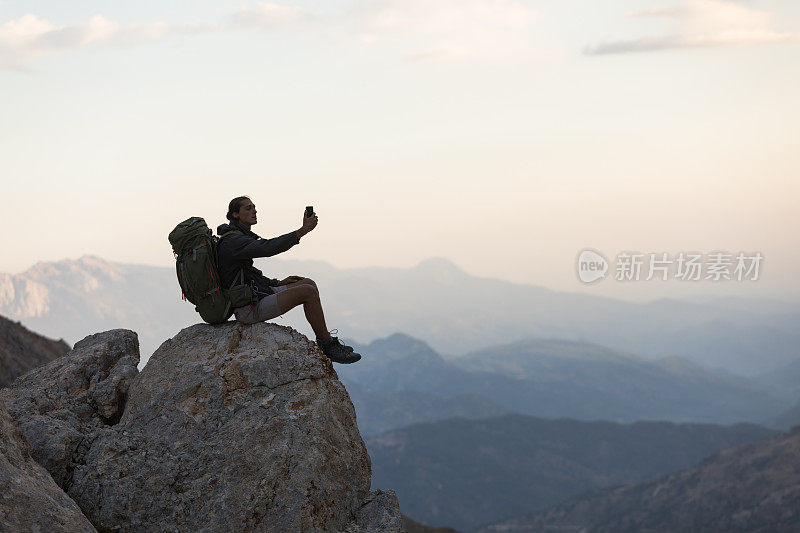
[
  {"left": 232, "top": 212, "right": 317, "bottom": 260},
  {"left": 232, "top": 231, "right": 299, "bottom": 260}
]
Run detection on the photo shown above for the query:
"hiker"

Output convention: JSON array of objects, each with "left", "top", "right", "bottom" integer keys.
[{"left": 216, "top": 196, "right": 361, "bottom": 364}]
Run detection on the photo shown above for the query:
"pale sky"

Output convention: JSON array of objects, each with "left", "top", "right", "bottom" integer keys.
[{"left": 2, "top": 0, "right": 799, "bottom": 302}]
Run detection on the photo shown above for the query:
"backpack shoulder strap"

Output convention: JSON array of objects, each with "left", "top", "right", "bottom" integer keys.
[
  {"left": 218, "top": 230, "right": 247, "bottom": 290},
  {"left": 219, "top": 229, "right": 244, "bottom": 240}
]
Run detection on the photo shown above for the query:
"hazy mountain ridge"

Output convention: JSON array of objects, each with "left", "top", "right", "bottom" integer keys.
[
  {"left": 367, "top": 414, "right": 776, "bottom": 531},
  {"left": 2, "top": 255, "right": 799, "bottom": 375},
  {"left": 0, "top": 256, "right": 198, "bottom": 362},
  {"left": 346, "top": 380, "right": 509, "bottom": 437},
  {"left": 480, "top": 424, "right": 800, "bottom": 532},
  {"left": 452, "top": 337, "right": 781, "bottom": 423},
  {"left": 1, "top": 254, "right": 791, "bottom": 428},
  {"left": 339, "top": 333, "right": 787, "bottom": 426}
]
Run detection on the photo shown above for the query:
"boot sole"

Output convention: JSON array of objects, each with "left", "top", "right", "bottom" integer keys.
[{"left": 327, "top": 353, "right": 362, "bottom": 364}]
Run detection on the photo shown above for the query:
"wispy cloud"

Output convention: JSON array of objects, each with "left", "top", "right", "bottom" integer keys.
[
  {"left": 348, "top": 0, "right": 541, "bottom": 63},
  {"left": 0, "top": 1, "right": 546, "bottom": 69},
  {"left": 585, "top": 0, "right": 800, "bottom": 55},
  {"left": 0, "top": 13, "right": 216, "bottom": 68}
]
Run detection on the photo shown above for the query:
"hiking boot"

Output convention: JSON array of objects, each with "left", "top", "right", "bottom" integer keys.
[
  {"left": 318, "top": 336, "right": 361, "bottom": 364},
  {"left": 321, "top": 329, "right": 354, "bottom": 352}
]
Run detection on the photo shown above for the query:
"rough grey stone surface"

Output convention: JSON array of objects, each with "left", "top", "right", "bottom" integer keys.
[
  {"left": 346, "top": 489, "right": 404, "bottom": 533},
  {"left": 2, "top": 322, "right": 401, "bottom": 532},
  {"left": 0, "top": 329, "right": 140, "bottom": 488},
  {"left": 77, "top": 322, "right": 389, "bottom": 531},
  {"left": 0, "top": 397, "right": 96, "bottom": 532}
]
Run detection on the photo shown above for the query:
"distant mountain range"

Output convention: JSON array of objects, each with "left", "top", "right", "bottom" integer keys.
[
  {"left": 2, "top": 255, "right": 799, "bottom": 376},
  {"left": 452, "top": 337, "right": 784, "bottom": 424},
  {"left": 1, "top": 255, "right": 793, "bottom": 429},
  {"left": 367, "top": 414, "right": 776, "bottom": 531},
  {"left": 346, "top": 380, "right": 509, "bottom": 437},
  {"left": 339, "top": 334, "right": 795, "bottom": 530},
  {"left": 480, "top": 424, "right": 800, "bottom": 532},
  {"left": 0, "top": 256, "right": 197, "bottom": 364},
  {"left": 339, "top": 333, "right": 787, "bottom": 428},
  {"left": 0, "top": 314, "right": 69, "bottom": 388}
]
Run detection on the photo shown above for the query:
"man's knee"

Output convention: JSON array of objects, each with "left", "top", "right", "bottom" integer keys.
[
  {"left": 300, "top": 277, "right": 317, "bottom": 289},
  {"left": 298, "top": 283, "right": 319, "bottom": 301}
]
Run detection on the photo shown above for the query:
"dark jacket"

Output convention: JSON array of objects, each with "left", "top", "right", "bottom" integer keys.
[{"left": 215, "top": 220, "right": 300, "bottom": 298}]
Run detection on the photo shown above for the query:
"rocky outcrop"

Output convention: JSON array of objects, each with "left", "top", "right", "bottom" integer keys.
[
  {"left": 0, "top": 313, "right": 70, "bottom": 388},
  {"left": 0, "top": 397, "right": 96, "bottom": 532},
  {"left": 1, "top": 329, "right": 139, "bottom": 488},
  {"left": 2, "top": 322, "right": 401, "bottom": 532}
]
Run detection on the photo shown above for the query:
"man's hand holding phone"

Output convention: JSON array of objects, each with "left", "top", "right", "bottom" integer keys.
[{"left": 297, "top": 205, "right": 318, "bottom": 239}]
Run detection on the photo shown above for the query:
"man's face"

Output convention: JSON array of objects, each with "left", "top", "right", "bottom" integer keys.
[{"left": 235, "top": 200, "right": 257, "bottom": 226}]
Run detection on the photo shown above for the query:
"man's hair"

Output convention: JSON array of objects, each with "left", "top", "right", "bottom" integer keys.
[{"left": 226, "top": 196, "right": 251, "bottom": 221}]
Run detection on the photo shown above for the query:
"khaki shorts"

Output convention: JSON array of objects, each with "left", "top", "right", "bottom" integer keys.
[{"left": 233, "top": 285, "right": 287, "bottom": 324}]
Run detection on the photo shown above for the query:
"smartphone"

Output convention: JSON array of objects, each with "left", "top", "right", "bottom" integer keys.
[{"left": 305, "top": 206, "right": 314, "bottom": 218}]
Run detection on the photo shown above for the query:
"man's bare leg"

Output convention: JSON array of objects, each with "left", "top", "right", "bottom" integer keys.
[
  {"left": 275, "top": 278, "right": 331, "bottom": 342},
  {"left": 274, "top": 277, "right": 360, "bottom": 363},
  {"left": 294, "top": 279, "right": 327, "bottom": 338}
]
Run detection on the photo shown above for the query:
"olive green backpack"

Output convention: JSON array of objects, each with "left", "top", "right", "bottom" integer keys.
[{"left": 168, "top": 217, "right": 256, "bottom": 324}]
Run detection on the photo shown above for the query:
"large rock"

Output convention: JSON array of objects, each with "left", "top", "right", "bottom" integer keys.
[
  {"left": 0, "top": 397, "right": 96, "bottom": 532},
  {"left": 5, "top": 321, "right": 401, "bottom": 531},
  {"left": 1, "top": 329, "right": 139, "bottom": 488}
]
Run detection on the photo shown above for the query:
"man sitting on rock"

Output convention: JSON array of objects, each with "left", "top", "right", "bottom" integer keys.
[{"left": 216, "top": 195, "right": 361, "bottom": 364}]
